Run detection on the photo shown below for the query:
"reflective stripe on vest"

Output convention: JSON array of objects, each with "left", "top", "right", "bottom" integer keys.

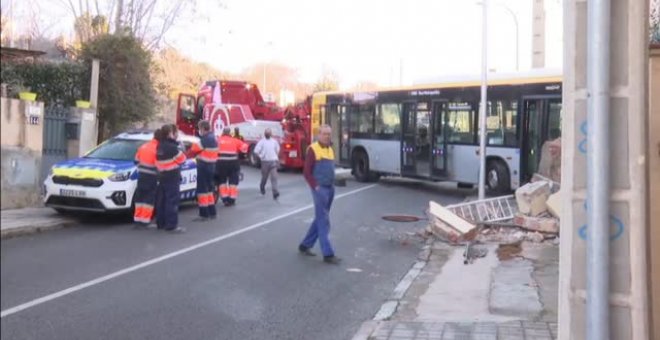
[{"left": 156, "top": 151, "right": 186, "bottom": 172}]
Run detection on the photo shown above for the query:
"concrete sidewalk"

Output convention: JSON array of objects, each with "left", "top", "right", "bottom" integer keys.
[
  {"left": 353, "top": 241, "right": 559, "bottom": 340},
  {"left": 1, "top": 207, "right": 76, "bottom": 239}
]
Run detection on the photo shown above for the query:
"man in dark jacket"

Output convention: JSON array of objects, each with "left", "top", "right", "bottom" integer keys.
[
  {"left": 190, "top": 120, "right": 218, "bottom": 220},
  {"left": 155, "top": 124, "right": 187, "bottom": 233}
]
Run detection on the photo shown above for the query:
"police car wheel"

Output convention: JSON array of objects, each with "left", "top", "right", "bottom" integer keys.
[{"left": 54, "top": 208, "right": 71, "bottom": 215}]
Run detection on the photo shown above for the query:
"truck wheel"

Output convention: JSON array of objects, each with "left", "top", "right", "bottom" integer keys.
[
  {"left": 352, "top": 150, "right": 380, "bottom": 183},
  {"left": 486, "top": 160, "right": 511, "bottom": 195},
  {"left": 248, "top": 144, "right": 261, "bottom": 168}
]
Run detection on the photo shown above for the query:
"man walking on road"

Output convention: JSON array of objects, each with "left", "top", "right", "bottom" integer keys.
[
  {"left": 298, "top": 125, "right": 341, "bottom": 264},
  {"left": 254, "top": 128, "right": 280, "bottom": 199}
]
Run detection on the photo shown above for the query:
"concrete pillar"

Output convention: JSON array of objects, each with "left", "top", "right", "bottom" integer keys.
[
  {"left": 90, "top": 59, "right": 100, "bottom": 109},
  {"left": 560, "top": 0, "right": 650, "bottom": 339},
  {"left": 648, "top": 44, "right": 660, "bottom": 340},
  {"left": 68, "top": 107, "right": 99, "bottom": 157},
  {"left": 532, "top": 0, "right": 546, "bottom": 68}
]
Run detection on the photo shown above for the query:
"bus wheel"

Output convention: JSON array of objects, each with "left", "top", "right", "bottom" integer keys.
[
  {"left": 486, "top": 160, "right": 511, "bottom": 195},
  {"left": 352, "top": 151, "right": 380, "bottom": 183},
  {"left": 248, "top": 144, "right": 261, "bottom": 168}
]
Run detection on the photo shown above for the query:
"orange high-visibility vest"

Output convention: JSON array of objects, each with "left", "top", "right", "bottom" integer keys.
[
  {"left": 190, "top": 133, "right": 218, "bottom": 164},
  {"left": 135, "top": 139, "right": 159, "bottom": 175},
  {"left": 217, "top": 135, "right": 248, "bottom": 161}
]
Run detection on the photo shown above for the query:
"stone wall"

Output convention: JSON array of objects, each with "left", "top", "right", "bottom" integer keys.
[{"left": 1, "top": 97, "right": 45, "bottom": 209}]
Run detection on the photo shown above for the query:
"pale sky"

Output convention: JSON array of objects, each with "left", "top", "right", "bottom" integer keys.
[{"left": 6, "top": 0, "right": 562, "bottom": 90}]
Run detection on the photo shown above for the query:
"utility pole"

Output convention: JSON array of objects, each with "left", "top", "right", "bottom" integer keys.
[{"left": 478, "top": 0, "right": 489, "bottom": 200}]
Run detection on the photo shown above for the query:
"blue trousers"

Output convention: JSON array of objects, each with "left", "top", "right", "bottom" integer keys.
[
  {"left": 196, "top": 162, "right": 217, "bottom": 218},
  {"left": 133, "top": 173, "right": 157, "bottom": 224},
  {"left": 156, "top": 178, "right": 180, "bottom": 230},
  {"left": 300, "top": 186, "right": 335, "bottom": 257}
]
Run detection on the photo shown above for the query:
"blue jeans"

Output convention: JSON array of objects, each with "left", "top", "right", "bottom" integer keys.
[{"left": 300, "top": 186, "right": 335, "bottom": 257}]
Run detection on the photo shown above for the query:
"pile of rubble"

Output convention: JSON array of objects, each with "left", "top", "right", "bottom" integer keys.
[{"left": 427, "top": 175, "right": 560, "bottom": 246}]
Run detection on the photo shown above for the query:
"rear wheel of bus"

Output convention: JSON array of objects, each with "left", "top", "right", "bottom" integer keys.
[
  {"left": 352, "top": 150, "right": 380, "bottom": 183},
  {"left": 486, "top": 159, "right": 511, "bottom": 195}
]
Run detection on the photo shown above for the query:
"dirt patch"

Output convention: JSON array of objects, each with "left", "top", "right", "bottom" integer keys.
[{"left": 497, "top": 241, "right": 522, "bottom": 261}]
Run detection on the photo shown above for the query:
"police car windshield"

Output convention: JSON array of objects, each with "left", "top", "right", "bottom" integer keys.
[{"left": 85, "top": 139, "right": 146, "bottom": 161}]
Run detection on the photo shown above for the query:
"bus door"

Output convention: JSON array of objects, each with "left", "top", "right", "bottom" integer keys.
[
  {"left": 338, "top": 104, "right": 352, "bottom": 164},
  {"left": 520, "top": 96, "right": 562, "bottom": 182},
  {"left": 401, "top": 102, "right": 431, "bottom": 176},
  {"left": 430, "top": 101, "right": 448, "bottom": 176},
  {"left": 324, "top": 104, "right": 343, "bottom": 163}
]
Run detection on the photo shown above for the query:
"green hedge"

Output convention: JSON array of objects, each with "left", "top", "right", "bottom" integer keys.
[{"left": 0, "top": 61, "right": 90, "bottom": 106}]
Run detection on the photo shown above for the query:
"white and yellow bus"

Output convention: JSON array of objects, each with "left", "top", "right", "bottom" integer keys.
[{"left": 310, "top": 72, "right": 562, "bottom": 193}]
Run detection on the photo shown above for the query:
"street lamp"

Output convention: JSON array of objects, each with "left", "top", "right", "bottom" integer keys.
[
  {"left": 494, "top": 3, "right": 520, "bottom": 71},
  {"left": 477, "top": 0, "right": 489, "bottom": 200}
]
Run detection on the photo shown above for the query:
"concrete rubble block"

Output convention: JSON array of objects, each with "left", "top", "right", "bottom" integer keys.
[
  {"left": 515, "top": 181, "right": 551, "bottom": 216},
  {"left": 545, "top": 190, "right": 561, "bottom": 218},
  {"left": 428, "top": 201, "right": 476, "bottom": 242},
  {"left": 513, "top": 214, "right": 559, "bottom": 234}
]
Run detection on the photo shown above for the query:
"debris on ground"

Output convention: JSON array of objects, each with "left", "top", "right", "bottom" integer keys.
[
  {"left": 463, "top": 242, "right": 488, "bottom": 264},
  {"left": 496, "top": 241, "right": 522, "bottom": 261},
  {"left": 513, "top": 214, "right": 559, "bottom": 234},
  {"left": 515, "top": 181, "right": 551, "bottom": 216},
  {"left": 427, "top": 175, "right": 561, "bottom": 249},
  {"left": 545, "top": 190, "right": 561, "bottom": 218},
  {"left": 428, "top": 201, "right": 477, "bottom": 243}
]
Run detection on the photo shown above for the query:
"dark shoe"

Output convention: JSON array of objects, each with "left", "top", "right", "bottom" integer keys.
[
  {"left": 273, "top": 192, "right": 280, "bottom": 200},
  {"left": 166, "top": 227, "right": 186, "bottom": 233},
  {"left": 192, "top": 217, "right": 209, "bottom": 222},
  {"left": 209, "top": 215, "right": 217, "bottom": 220},
  {"left": 298, "top": 245, "right": 317, "bottom": 257},
  {"left": 323, "top": 256, "right": 342, "bottom": 264},
  {"left": 260, "top": 187, "right": 266, "bottom": 195}
]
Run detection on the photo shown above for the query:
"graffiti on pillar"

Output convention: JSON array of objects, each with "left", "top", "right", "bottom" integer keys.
[
  {"left": 578, "top": 121, "right": 588, "bottom": 154},
  {"left": 577, "top": 201, "right": 625, "bottom": 241}
]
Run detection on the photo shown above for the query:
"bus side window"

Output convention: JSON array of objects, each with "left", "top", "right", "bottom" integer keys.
[
  {"left": 481, "top": 100, "right": 518, "bottom": 147},
  {"left": 447, "top": 104, "right": 476, "bottom": 144},
  {"left": 376, "top": 103, "right": 401, "bottom": 136}
]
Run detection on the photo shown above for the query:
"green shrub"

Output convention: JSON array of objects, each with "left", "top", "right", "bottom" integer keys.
[{"left": 0, "top": 61, "right": 89, "bottom": 106}]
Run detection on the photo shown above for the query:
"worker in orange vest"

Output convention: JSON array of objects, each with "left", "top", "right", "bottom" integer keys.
[
  {"left": 216, "top": 127, "right": 248, "bottom": 206},
  {"left": 189, "top": 120, "right": 219, "bottom": 220},
  {"left": 133, "top": 128, "right": 162, "bottom": 228}
]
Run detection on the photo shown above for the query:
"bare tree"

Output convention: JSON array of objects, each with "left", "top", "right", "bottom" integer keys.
[{"left": 59, "top": 0, "right": 203, "bottom": 50}]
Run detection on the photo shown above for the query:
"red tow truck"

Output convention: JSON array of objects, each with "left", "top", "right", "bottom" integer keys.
[{"left": 176, "top": 80, "right": 310, "bottom": 169}]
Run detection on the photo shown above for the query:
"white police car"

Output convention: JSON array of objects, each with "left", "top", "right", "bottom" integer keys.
[{"left": 43, "top": 130, "right": 200, "bottom": 214}]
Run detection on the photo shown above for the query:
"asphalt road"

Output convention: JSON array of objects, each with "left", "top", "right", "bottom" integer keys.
[{"left": 1, "top": 168, "right": 468, "bottom": 340}]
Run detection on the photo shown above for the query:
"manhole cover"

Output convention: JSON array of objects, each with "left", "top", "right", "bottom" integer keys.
[{"left": 381, "top": 215, "right": 425, "bottom": 222}]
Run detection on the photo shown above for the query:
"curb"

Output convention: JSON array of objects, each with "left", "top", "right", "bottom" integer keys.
[
  {"left": 1, "top": 219, "right": 77, "bottom": 239},
  {"left": 351, "top": 239, "right": 435, "bottom": 340}
]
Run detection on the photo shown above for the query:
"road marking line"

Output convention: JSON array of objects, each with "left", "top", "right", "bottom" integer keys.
[{"left": 1, "top": 184, "right": 377, "bottom": 318}]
